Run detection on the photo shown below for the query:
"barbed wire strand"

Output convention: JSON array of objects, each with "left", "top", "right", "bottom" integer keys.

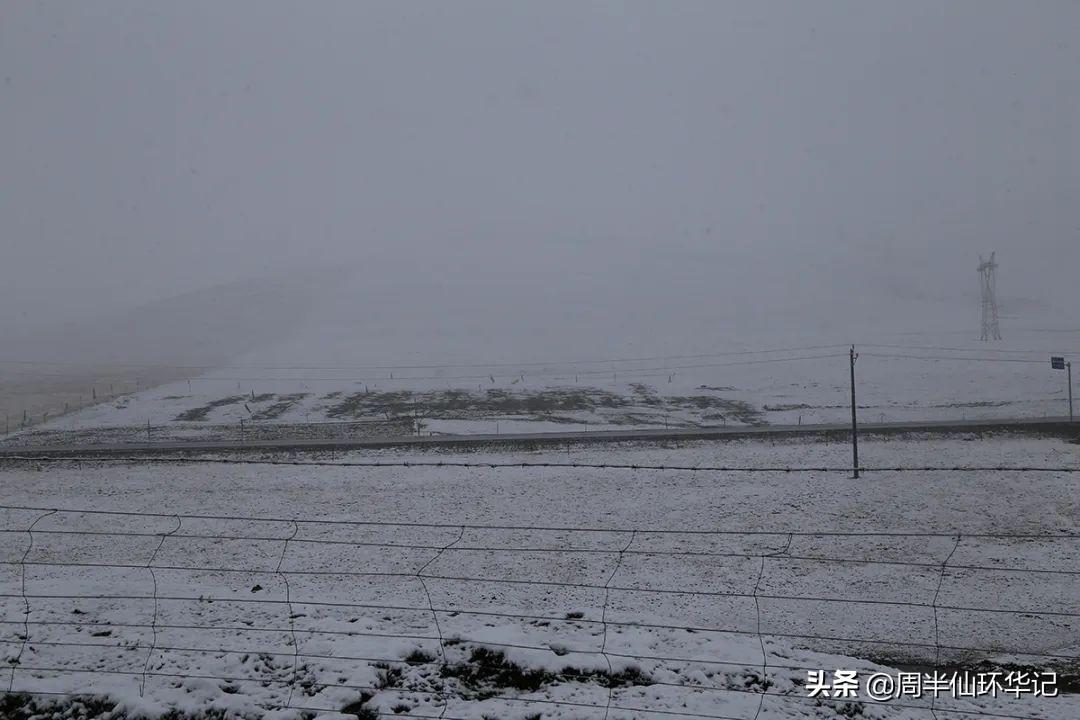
[
  {"left": 0, "top": 539, "right": 1062, "bottom": 716},
  {"left": 6, "top": 615, "right": 1077, "bottom": 665},
  {"left": 2, "top": 526, "right": 1078, "bottom": 577},
  {"left": 6, "top": 455, "right": 1080, "bottom": 475},
  {"left": 1, "top": 502, "right": 1077, "bottom": 538},
  {"left": 0, "top": 508, "right": 1072, "bottom": 720},
  {"left": 3, "top": 556, "right": 1077, "bottom": 621}
]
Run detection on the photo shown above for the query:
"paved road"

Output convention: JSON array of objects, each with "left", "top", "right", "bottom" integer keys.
[{"left": 1, "top": 416, "right": 1077, "bottom": 458}]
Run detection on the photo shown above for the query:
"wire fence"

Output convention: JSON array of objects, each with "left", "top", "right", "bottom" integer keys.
[
  {"left": 1, "top": 502, "right": 1076, "bottom": 719},
  {"left": 2, "top": 341, "right": 1079, "bottom": 372},
  {"left": 5, "top": 454, "right": 1080, "bottom": 475},
  {"left": 4, "top": 339, "right": 1078, "bottom": 440}
]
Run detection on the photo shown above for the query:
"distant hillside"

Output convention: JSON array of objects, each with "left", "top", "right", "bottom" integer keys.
[
  {"left": 0, "top": 270, "right": 335, "bottom": 431},
  {"left": 7, "top": 271, "right": 334, "bottom": 368}
]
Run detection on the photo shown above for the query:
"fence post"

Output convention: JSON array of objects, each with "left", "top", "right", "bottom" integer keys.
[
  {"left": 850, "top": 345, "right": 859, "bottom": 479},
  {"left": 1068, "top": 361, "right": 1074, "bottom": 423}
]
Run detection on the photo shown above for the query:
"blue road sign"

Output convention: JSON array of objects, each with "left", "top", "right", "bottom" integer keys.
[{"left": 1051, "top": 356, "right": 1065, "bottom": 370}]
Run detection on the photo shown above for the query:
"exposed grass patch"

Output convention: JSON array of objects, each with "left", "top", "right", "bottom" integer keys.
[
  {"left": 340, "top": 692, "right": 377, "bottom": 719},
  {"left": 439, "top": 647, "right": 653, "bottom": 698},
  {"left": 629, "top": 383, "right": 663, "bottom": 406},
  {"left": 404, "top": 648, "right": 437, "bottom": 665},
  {"left": 327, "top": 387, "right": 632, "bottom": 420},
  {"left": 0, "top": 694, "right": 316, "bottom": 720},
  {"left": 763, "top": 403, "right": 814, "bottom": 412},
  {"left": 374, "top": 662, "right": 404, "bottom": 689},
  {"left": 930, "top": 400, "right": 1011, "bottom": 409},
  {"left": 251, "top": 393, "right": 309, "bottom": 421},
  {"left": 668, "top": 395, "right": 763, "bottom": 425},
  {"left": 173, "top": 395, "right": 246, "bottom": 422},
  {"left": 325, "top": 387, "right": 764, "bottom": 426}
]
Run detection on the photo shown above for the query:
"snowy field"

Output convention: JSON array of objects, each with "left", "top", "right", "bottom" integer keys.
[
  {"left": 5, "top": 330, "right": 1079, "bottom": 448},
  {"left": 1, "top": 433, "right": 1078, "bottom": 719}
]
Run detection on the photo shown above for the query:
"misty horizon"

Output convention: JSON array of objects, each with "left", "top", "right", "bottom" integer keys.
[{"left": 2, "top": 0, "right": 1077, "bottom": 359}]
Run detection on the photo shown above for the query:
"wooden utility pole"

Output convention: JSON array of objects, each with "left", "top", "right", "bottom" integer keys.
[
  {"left": 1069, "top": 361, "right": 1074, "bottom": 423},
  {"left": 850, "top": 345, "right": 859, "bottom": 478}
]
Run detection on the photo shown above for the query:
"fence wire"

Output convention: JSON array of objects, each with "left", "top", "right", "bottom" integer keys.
[
  {"left": 5, "top": 454, "right": 1080, "bottom": 474},
  {"left": 0, "top": 503, "right": 1076, "bottom": 719}
]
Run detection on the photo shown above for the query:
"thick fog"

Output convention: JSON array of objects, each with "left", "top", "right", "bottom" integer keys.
[{"left": 2, "top": 0, "right": 1077, "bottom": 365}]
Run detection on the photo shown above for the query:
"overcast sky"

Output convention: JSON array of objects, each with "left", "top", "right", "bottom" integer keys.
[{"left": 2, "top": 1, "right": 1076, "bottom": 347}]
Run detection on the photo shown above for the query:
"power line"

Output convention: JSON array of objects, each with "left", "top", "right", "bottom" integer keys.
[
  {"left": 862, "top": 343, "right": 1079, "bottom": 356},
  {"left": 862, "top": 352, "right": 1046, "bottom": 364},
  {"left": 0, "top": 344, "right": 851, "bottom": 373},
  {"left": 2, "top": 352, "right": 848, "bottom": 383},
  {"left": 4, "top": 341, "right": 1075, "bottom": 374}
]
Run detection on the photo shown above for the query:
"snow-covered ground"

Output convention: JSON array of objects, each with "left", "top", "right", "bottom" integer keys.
[
  {"left": 1, "top": 434, "right": 1078, "bottom": 718},
  {"left": 0, "top": 418, "right": 417, "bottom": 450},
  {"left": 6, "top": 329, "right": 1079, "bottom": 447},
  {"left": 3, "top": 288, "right": 1077, "bottom": 445}
]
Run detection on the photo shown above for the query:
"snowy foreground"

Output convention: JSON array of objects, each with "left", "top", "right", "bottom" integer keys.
[{"left": 1, "top": 433, "right": 1078, "bottom": 719}]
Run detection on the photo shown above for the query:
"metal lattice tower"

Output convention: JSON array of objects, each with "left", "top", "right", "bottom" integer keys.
[{"left": 977, "top": 252, "right": 1002, "bottom": 341}]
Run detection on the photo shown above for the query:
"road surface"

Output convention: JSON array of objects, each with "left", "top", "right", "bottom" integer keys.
[{"left": 1, "top": 416, "right": 1077, "bottom": 458}]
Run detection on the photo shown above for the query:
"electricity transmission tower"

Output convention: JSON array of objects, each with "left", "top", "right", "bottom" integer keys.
[{"left": 977, "top": 252, "right": 1002, "bottom": 341}]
